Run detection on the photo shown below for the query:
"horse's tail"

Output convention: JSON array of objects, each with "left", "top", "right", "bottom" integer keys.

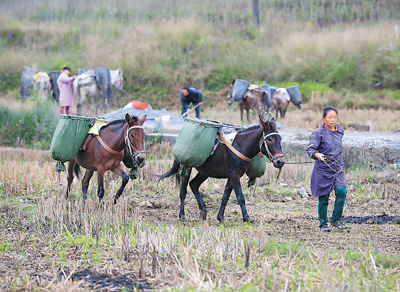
[
  {"left": 74, "top": 163, "right": 81, "bottom": 178},
  {"left": 156, "top": 160, "right": 180, "bottom": 182}
]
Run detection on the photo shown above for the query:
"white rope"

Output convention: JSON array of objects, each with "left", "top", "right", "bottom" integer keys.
[
  {"left": 260, "top": 132, "right": 284, "bottom": 162},
  {"left": 125, "top": 126, "right": 146, "bottom": 163}
]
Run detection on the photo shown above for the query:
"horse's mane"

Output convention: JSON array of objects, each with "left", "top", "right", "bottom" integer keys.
[
  {"left": 101, "top": 116, "right": 139, "bottom": 131},
  {"left": 238, "top": 121, "right": 277, "bottom": 134}
]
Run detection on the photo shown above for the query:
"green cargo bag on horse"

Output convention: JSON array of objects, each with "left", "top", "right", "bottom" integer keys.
[
  {"left": 122, "top": 146, "right": 146, "bottom": 180},
  {"left": 173, "top": 118, "right": 219, "bottom": 168},
  {"left": 246, "top": 154, "right": 267, "bottom": 178},
  {"left": 50, "top": 115, "right": 91, "bottom": 172}
]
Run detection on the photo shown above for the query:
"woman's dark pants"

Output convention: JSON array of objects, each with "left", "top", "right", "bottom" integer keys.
[{"left": 318, "top": 186, "right": 347, "bottom": 227}]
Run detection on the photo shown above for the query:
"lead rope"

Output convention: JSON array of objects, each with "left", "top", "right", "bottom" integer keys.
[
  {"left": 275, "top": 154, "right": 345, "bottom": 183},
  {"left": 322, "top": 154, "right": 346, "bottom": 184}
]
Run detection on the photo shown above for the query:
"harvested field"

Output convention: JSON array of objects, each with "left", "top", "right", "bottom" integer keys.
[{"left": 1, "top": 144, "right": 400, "bottom": 291}]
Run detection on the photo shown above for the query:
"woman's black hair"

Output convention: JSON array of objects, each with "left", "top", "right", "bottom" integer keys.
[
  {"left": 322, "top": 106, "right": 338, "bottom": 118},
  {"left": 63, "top": 66, "right": 71, "bottom": 71},
  {"left": 182, "top": 86, "right": 190, "bottom": 91}
]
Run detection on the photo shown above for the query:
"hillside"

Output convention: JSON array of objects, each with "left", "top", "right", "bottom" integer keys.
[{"left": 1, "top": 0, "right": 400, "bottom": 111}]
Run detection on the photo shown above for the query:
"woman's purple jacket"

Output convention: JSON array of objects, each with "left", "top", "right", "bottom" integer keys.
[{"left": 306, "top": 124, "right": 346, "bottom": 197}]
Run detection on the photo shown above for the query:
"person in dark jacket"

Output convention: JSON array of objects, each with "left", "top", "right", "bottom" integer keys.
[
  {"left": 180, "top": 87, "right": 203, "bottom": 119},
  {"left": 306, "top": 106, "right": 348, "bottom": 232}
]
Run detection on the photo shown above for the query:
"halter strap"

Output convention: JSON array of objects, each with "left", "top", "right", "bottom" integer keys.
[
  {"left": 95, "top": 135, "right": 123, "bottom": 155},
  {"left": 218, "top": 133, "right": 251, "bottom": 162},
  {"left": 261, "top": 132, "right": 284, "bottom": 162},
  {"left": 125, "top": 125, "right": 145, "bottom": 157}
]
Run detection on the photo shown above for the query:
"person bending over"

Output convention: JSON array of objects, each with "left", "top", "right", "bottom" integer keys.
[{"left": 180, "top": 87, "right": 203, "bottom": 119}]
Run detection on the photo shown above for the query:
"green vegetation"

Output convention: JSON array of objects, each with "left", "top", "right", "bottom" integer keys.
[
  {"left": 0, "top": 99, "right": 58, "bottom": 149},
  {"left": 1, "top": 0, "right": 400, "bottom": 109}
]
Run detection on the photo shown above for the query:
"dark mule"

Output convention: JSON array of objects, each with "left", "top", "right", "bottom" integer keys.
[
  {"left": 158, "top": 116, "right": 284, "bottom": 223},
  {"left": 227, "top": 80, "right": 267, "bottom": 123},
  {"left": 66, "top": 114, "right": 146, "bottom": 203}
]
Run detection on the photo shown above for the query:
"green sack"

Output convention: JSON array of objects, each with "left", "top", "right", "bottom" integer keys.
[
  {"left": 246, "top": 154, "right": 267, "bottom": 178},
  {"left": 122, "top": 146, "right": 145, "bottom": 169},
  {"left": 173, "top": 118, "right": 219, "bottom": 167},
  {"left": 50, "top": 115, "right": 90, "bottom": 163}
]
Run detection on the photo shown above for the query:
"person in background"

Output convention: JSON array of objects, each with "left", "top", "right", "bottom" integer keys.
[
  {"left": 306, "top": 106, "right": 348, "bottom": 232},
  {"left": 180, "top": 87, "right": 203, "bottom": 119},
  {"left": 57, "top": 66, "right": 75, "bottom": 115}
]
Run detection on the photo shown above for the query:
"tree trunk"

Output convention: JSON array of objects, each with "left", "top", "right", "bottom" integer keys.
[{"left": 253, "top": 0, "right": 260, "bottom": 27}]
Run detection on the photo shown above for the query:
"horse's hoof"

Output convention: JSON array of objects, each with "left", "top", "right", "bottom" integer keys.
[
  {"left": 243, "top": 217, "right": 254, "bottom": 223},
  {"left": 179, "top": 215, "right": 186, "bottom": 221},
  {"left": 199, "top": 211, "right": 207, "bottom": 220},
  {"left": 217, "top": 217, "right": 224, "bottom": 224}
]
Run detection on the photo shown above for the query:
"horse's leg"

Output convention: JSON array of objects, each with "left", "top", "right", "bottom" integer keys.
[
  {"left": 104, "top": 97, "right": 108, "bottom": 114},
  {"left": 81, "top": 169, "right": 94, "bottom": 201},
  {"left": 178, "top": 169, "right": 192, "bottom": 220},
  {"left": 111, "top": 164, "right": 129, "bottom": 204},
  {"left": 239, "top": 103, "right": 244, "bottom": 122},
  {"left": 246, "top": 108, "right": 250, "bottom": 123},
  {"left": 66, "top": 159, "right": 76, "bottom": 199},
  {"left": 231, "top": 177, "right": 253, "bottom": 223},
  {"left": 217, "top": 179, "right": 233, "bottom": 223},
  {"left": 189, "top": 173, "right": 208, "bottom": 220},
  {"left": 281, "top": 109, "right": 286, "bottom": 118},
  {"left": 96, "top": 167, "right": 106, "bottom": 202},
  {"left": 77, "top": 88, "right": 86, "bottom": 115}
]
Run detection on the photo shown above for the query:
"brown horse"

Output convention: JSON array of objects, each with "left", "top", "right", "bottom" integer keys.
[
  {"left": 227, "top": 80, "right": 267, "bottom": 122},
  {"left": 66, "top": 114, "right": 146, "bottom": 203},
  {"left": 271, "top": 89, "right": 290, "bottom": 119},
  {"left": 158, "top": 116, "right": 284, "bottom": 223},
  {"left": 238, "top": 90, "right": 266, "bottom": 122}
]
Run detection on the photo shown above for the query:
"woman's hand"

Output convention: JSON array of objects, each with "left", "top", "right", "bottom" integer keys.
[{"left": 315, "top": 153, "right": 326, "bottom": 161}]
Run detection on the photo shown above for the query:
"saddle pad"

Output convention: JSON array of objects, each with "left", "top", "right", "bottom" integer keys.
[
  {"left": 88, "top": 120, "right": 108, "bottom": 135},
  {"left": 33, "top": 72, "right": 50, "bottom": 80},
  {"left": 248, "top": 84, "right": 260, "bottom": 91},
  {"left": 222, "top": 131, "right": 237, "bottom": 144},
  {"left": 276, "top": 88, "right": 291, "bottom": 101}
]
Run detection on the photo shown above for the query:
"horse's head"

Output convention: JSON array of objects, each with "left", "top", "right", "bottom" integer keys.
[
  {"left": 111, "top": 69, "right": 123, "bottom": 91},
  {"left": 259, "top": 116, "right": 285, "bottom": 168},
  {"left": 125, "top": 113, "right": 146, "bottom": 166},
  {"left": 227, "top": 79, "right": 236, "bottom": 99}
]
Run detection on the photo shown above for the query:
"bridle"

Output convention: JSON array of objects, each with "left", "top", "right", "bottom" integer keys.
[
  {"left": 125, "top": 125, "right": 146, "bottom": 166},
  {"left": 260, "top": 131, "right": 284, "bottom": 162}
]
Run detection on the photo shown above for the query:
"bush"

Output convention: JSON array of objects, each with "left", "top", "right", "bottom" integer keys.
[{"left": 0, "top": 99, "right": 58, "bottom": 149}]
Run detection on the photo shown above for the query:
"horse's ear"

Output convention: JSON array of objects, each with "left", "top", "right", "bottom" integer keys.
[
  {"left": 139, "top": 115, "right": 147, "bottom": 125},
  {"left": 125, "top": 113, "right": 132, "bottom": 124},
  {"left": 259, "top": 114, "right": 267, "bottom": 130}
]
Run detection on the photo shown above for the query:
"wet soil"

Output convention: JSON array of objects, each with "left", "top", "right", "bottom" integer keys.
[{"left": 343, "top": 214, "right": 400, "bottom": 224}]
